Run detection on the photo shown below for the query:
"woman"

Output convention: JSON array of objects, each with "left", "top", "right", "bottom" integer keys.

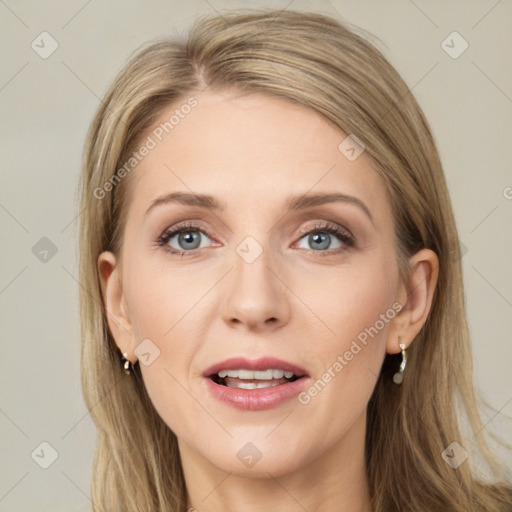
[{"left": 78, "top": 9, "right": 511, "bottom": 511}]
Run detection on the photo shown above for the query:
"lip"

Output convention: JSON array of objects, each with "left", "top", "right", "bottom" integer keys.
[
  {"left": 203, "top": 356, "right": 309, "bottom": 378},
  {"left": 202, "top": 356, "right": 310, "bottom": 411}
]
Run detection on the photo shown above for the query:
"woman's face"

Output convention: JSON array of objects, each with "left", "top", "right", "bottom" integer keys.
[{"left": 100, "top": 90, "right": 406, "bottom": 477}]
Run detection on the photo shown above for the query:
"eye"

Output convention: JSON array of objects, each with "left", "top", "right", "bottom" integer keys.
[
  {"left": 295, "top": 222, "right": 355, "bottom": 253},
  {"left": 155, "top": 220, "right": 355, "bottom": 256},
  {"left": 156, "top": 222, "right": 213, "bottom": 254}
]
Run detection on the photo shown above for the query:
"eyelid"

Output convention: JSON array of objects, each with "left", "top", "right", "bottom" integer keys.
[
  {"left": 155, "top": 221, "right": 214, "bottom": 249},
  {"left": 292, "top": 221, "right": 355, "bottom": 253},
  {"left": 296, "top": 220, "right": 354, "bottom": 240}
]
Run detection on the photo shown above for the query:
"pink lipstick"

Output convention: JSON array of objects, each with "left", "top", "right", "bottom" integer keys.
[{"left": 202, "top": 356, "right": 310, "bottom": 411}]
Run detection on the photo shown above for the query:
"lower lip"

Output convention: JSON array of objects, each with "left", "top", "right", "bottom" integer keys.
[{"left": 204, "top": 377, "right": 310, "bottom": 411}]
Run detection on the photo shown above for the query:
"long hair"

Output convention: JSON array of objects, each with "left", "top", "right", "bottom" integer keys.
[{"left": 78, "top": 9, "right": 511, "bottom": 511}]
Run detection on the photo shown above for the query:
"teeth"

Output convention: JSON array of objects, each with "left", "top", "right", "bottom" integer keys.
[
  {"left": 216, "top": 369, "right": 297, "bottom": 380},
  {"left": 254, "top": 370, "right": 274, "bottom": 379},
  {"left": 227, "top": 380, "right": 283, "bottom": 389},
  {"left": 239, "top": 369, "right": 255, "bottom": 379}
]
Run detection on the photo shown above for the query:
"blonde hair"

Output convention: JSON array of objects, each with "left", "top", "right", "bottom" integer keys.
[{"left": 78, "top": 9, "right": 512, "bottom": 511}]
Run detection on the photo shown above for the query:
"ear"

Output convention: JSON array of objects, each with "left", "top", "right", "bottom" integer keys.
[
  {"left": 98, "top": 251, "right": 137, "bottom": 364},
  {"left": 387, "top": 248, "right": 439, "bottom": 354}
]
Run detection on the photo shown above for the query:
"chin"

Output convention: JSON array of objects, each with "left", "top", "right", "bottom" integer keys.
[{"left": 214, "top": 451, "right": 305, "bottom": 479}]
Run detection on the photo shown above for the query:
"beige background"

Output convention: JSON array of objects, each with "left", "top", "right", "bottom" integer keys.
[{"left": 1, "top": 1, "right": 511, "bottom": 510}]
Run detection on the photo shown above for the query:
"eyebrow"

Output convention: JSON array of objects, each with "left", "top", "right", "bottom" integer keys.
[
  {"left": 145, "top": 192, "right": 223, "bottom": 215},
  {"left": 286, "top": 192, "right": 374, "bottom": 225},
  {"left": 145, "top": 191, "right": 374, "bottom": 225}
]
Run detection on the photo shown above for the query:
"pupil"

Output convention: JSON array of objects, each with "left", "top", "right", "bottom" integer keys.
[
  {"left": 180, "top": 231, "right": 200, "bottom": 249},
  {"left": 310, "top": 233, "right": 330, "bottom": 250}
]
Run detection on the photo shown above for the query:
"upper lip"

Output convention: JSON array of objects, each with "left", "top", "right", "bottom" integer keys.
[{"left": 203, "top": 356, "right": 309, "bottom": 378}]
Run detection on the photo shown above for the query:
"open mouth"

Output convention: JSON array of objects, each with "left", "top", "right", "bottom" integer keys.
[
  {"left": 203, "top": 358, "right": 310, "bottom": 410},
  {"left": 209, "top": 369, "right": 302, "bottom": 389}
]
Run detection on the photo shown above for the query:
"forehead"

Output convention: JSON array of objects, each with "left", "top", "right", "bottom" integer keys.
[{"left": 124, "top": 90, "right": 391, "bottom": 226}]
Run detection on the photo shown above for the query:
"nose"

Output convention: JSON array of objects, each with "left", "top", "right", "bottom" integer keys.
[{"left": 221, "top": 243, "right": 291, "bottom": 333}]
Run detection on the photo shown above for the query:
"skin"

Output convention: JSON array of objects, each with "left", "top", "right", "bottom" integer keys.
[{"left": 98, "top": 90, "right": 439, "bottom": 512}]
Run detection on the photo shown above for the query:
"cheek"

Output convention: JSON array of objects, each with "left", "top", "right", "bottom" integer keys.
[
  {"left": 121, "top": 256, "right": 208, "bottom": 435},
  {"left": 295, "top": 256, "right": 397, "bottom": 426},
  {"left": 123, "top": 251, "right": 198, "bottom": 338},
  {"left": 302, "top": 252, "right": 398, "bottom": 354}
]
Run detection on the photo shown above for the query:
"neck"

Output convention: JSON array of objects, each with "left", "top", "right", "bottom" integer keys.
[{"left": 180, "top": 412, "right": 372, "bottom": 512}]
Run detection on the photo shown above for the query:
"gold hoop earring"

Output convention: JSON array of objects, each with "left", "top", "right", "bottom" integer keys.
[{"left": 392, "top": 341, "right": 407, "bottom": 385}]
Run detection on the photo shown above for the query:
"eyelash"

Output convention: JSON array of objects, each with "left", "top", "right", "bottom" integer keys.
[{"left": 155, "top": 221, "right": 355, "bottom": 257}]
